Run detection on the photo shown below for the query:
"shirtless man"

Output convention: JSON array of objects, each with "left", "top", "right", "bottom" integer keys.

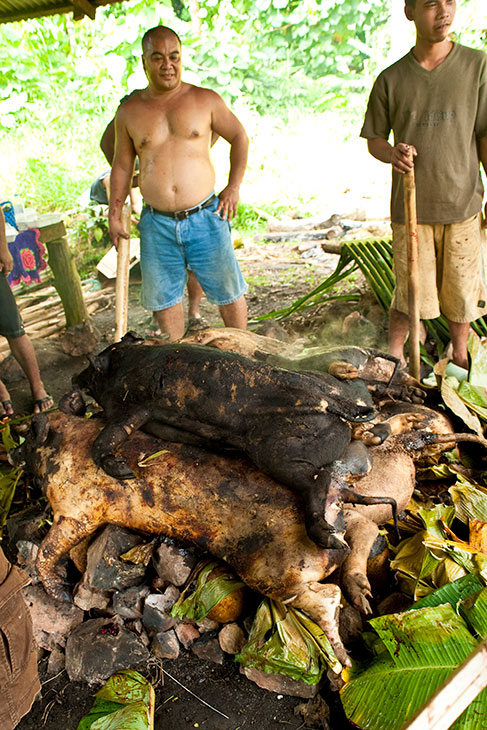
[{"left": 109, "top": 26, "right": 249, "bottom": 341}]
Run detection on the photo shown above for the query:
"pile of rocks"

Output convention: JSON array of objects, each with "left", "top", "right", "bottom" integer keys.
[{"left": 14, "top": 522, "right": 349, "bottom": 698}]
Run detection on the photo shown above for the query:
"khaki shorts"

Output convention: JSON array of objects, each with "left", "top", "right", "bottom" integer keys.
[
  {"left": 391, "top": 214, "right": 487, "bottom": 323},
  {"left": 0, "top": 548, "right": 40, "bottom": 730}
]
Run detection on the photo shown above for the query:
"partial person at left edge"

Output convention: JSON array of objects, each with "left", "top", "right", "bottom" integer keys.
[
  {"left": 109, "top": 25, "right": 250, "bottom": 341},
  {"left": 0, "top": 545, "right": 40, "bottom": 730},
  {"left": 0, "top": 206, "right": 54, "bottom": 416}
]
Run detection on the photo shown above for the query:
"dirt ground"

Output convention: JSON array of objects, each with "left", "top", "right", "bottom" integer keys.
[{"left": 5, "top": 239, "right": 384, "bottom": 730}]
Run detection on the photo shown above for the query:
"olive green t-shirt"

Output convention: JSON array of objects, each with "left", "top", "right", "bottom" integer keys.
[{"left": 360, "top": 43, "right": 487, "bottom": 224}]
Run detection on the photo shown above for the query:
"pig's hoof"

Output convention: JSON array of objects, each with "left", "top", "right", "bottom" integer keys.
[
  {"left": 329, "top": 361, "right": 359, "bottom": 380},
  {"left": 342, "top": 572, "right": 373, "bottom": 615},
  {"left": 351, "top": 424, "right": 384, "bottom": 445},
  {"left": 387, "top": 412, "right": 426, "bottom": 435},
  {"left": 390, "top": 384, "right": 426, "bottom": 403},
  {"left": 43, "top": 580, "right": 72, "bottom": 603},
  {"left": 98, "top": 455, "right": 135, "bottom": 480},
  {"left": 307, "top": 521, "right": 350, "bottom": 554}
]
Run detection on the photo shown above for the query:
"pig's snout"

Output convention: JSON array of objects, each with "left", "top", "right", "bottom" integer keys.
[{"left": 59, "top": 388, "right": 86, "bottom": 417}]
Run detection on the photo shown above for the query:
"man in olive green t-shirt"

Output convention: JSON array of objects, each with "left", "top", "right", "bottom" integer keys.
[{"left": 361, "top": 0, "right": 487, "bottom": 370}]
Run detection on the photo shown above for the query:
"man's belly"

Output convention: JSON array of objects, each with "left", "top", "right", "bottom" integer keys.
[{"left": 138, "top": 152, "right": 216, "bottom": 212}]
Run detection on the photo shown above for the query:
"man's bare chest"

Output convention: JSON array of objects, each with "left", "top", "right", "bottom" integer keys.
[{"left": 129, "top": 102, "right": 211, "bottom": 151}]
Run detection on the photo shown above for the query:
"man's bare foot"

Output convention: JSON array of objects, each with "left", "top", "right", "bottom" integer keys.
[
  {"left": 32, "top": 391, "right": 54, "bottom": 413},
  {"left": 0, "top": 381, "right": 14, "bottom": 417}
]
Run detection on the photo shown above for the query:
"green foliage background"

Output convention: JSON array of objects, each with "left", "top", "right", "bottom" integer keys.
[{"left": 0, "top": 0, "right": 485, "bottom": 213}]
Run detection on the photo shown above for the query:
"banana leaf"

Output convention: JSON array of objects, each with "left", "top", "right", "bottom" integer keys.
[
  {"left": 433, "top": 333, "right": 487, "bottom": 430},
  {"left": 467, "top": 333, "right": 487, "bottom": 388},
  {"left": 461, "top": 587, "right": 487, "bottom": 638},
  {"left": 434, "top": 358, "right": 484, "bottom": 436},
  {"left": 469, "top": 519, "right": 487, "bottom": 554},
  {"left": 235, "top": 598, "right": 341, "bottom": 684},
  {"left": 390, "top": 505, "right": 487, "bottom": 599},
  {"left": 411, "top": 573, "right": 485, "bottom": 613},
  {"left": 341, "top": 603, "right": 487, "bottom": 730},
  {"left": 77, "top": 669, "right": 154, "bottom": 730},
  {"left": 416, "top": 463, "right": 463, "bottom": 481},
  {"left": 1, "top": 422, "right": 22, "bottom": 451},
  {"left": 449, "top": 477, "right": 487, "bottom": 524},
  {"left": 170, "top": 561, "right": 244, "bottom": 622}
]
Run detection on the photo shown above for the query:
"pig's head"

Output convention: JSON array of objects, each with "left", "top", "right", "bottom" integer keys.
[
  {"left": 8, "top": 414, "right": 63, "bottom": 490},
  {"left": 72, "top": 331, "right": 145, "bottom": 405}
]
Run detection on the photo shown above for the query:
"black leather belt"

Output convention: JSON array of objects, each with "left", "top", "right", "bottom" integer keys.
[{"left": 145, "top": 194, "right": 216, "bottom": 220}]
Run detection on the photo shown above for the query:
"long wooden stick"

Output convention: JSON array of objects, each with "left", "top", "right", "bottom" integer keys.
[
  {"left": 401, "top": 640, "right": 487, "bottom": 730},
  {"left": 114, "top": 202, "right": 131, "bottom": 342},
  {"left": 403, "top": 147, "right": 421, "bottom": 380}
]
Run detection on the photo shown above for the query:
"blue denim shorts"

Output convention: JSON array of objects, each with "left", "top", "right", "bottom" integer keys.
[
  {"left": 0, "top": 273, "right": 24, "bottom": 338},
  {"left": 137, "top": 195, "right": 248, "bottom": 311}
]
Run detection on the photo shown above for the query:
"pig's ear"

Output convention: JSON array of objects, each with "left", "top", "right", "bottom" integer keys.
[
  {"left": 122, "top": 331, "right": 144, "bottom": 344},
  {"left": 31, "top": 413, "right": 50, "bottom": 446},
  {"left": 88, "top": 353, "right": 110, "bottom": 374}
]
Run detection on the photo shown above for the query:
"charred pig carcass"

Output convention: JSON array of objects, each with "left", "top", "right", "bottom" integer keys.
[
  {"left": 181, "top": 327, "right": 425, "bottom": 405},
  {"left": 8, "top": 411, "right": 444, "bottom": 667},
  {"left": 67, "top": 333, "right": 387, "bottom": 551},
  {"left": 10, "top": 408, "right": 476, "bottom": 662}
]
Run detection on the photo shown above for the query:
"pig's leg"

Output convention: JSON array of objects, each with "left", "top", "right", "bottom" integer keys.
[
  {"left": 37, "top": 516, "right": 100, "bottom": 602},
  {"left": 290, "top": 581, "right": 351, "bottom": 668},
  {"left": 92, "top": 407, "right": 150, "bottom": 479},
  {"left": 305, "top": 469, "right": 350, "bottom": 552},
  {"left": 352, "top": 412, "right": 426, "bottom": 446},
  {"left": 340, "top": 510, "right": 379, "bottom": 615}
]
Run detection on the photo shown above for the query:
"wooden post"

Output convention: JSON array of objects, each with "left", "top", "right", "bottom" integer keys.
[
  {"left": 403, "top": 147, "right": 421, "bottom": 381},
  {"left": 114, "top": 203, "right": 131, "bottom": 342},
  {"left": 401, "top": 640, "right": 487, "bottom": 730},
  {"left": 41, "top": 221, "right": 91, "bottom": 328}
]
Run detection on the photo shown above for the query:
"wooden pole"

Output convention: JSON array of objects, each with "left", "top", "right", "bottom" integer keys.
[
  {"left": 403, "top": 147, "right": 421, "bottom": 380},
  {"left": 114, "top": 202, "right": 131, "bottom": 342},
  {"left": 43, "top": 221, "right": 90, "bottom": 328},
  {"left": 401, "top": 640, "right": 487, "bottom": 730}
]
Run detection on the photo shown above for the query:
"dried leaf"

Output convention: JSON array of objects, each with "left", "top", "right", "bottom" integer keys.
[
  {"left": 137, "top": 449, "right": 170, "bottom": 468},
  {"left": 120, "top": 542, "right": 155, "bottom": 566},
  {"left": 469, "top": 519, "right": 487, "bottom": 555}
]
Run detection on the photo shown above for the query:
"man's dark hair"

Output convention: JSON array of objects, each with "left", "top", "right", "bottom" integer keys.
[
  {"left": 405, "top": 0, "right": 415, "bottom": 6},
  {"left": 142, "top": 26, "right": 181, "bottom": 54}
]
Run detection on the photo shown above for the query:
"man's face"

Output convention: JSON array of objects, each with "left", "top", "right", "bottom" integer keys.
[
  {"left": 405, "top": 0, "right": 456, "bottom": 43},
  {"left": 142, "top": 32, "right": 182, "bottom": 92}
]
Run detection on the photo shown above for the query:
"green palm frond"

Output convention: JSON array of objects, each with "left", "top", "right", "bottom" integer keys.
[{"left": 255, "top": 237, "right": 487, "bottom": 351}]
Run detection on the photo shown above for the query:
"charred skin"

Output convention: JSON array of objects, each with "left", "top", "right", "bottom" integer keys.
[
  {"left": 73, "top": 339, "right": 376, "bottom": 548},
  {"left": 181, "top": 327, "right": 425, "bottom": 404},
  {"left": 19, "top": 412, "right": 350, "bottom": 666}
]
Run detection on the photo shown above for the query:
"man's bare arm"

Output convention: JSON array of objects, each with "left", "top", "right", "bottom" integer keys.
[
  {"left": 367, "top": 138, "right": 416, "bottom": 174},
  {"left": 211, "top": 94, "right": 249, "bottom": 220},
  {"left": 479, "top": 137, "right": 487, "bottom": 227},
  {"left": 100, "top": 119, "right": 116, "bottom": 165},
  {"left": 109, "top": 113, "right": 137, "bottom": 248}
]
